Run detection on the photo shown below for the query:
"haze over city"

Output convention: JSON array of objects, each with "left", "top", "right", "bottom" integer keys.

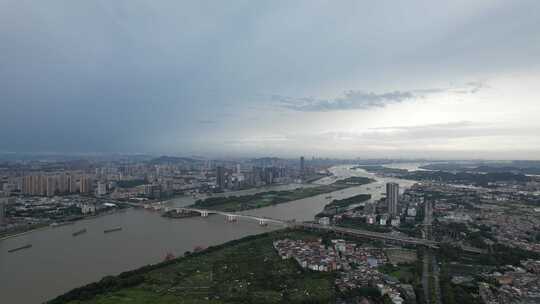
[{"left": 1, "top": 0, "right": 540, "bottom": 159}]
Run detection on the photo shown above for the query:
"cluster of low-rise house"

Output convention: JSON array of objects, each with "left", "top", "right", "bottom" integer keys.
[
  {"left": 479, "top": 260, "right": 540, "bottom": 304},
  {"left": 273, "top": 238, "right": 406, "bottom": 304},
  {"left": 470, "top": 203, "right": 540, "bottom": 253},
  {"left": 401, "top": 182, "right": 540, "bottom": 253}
]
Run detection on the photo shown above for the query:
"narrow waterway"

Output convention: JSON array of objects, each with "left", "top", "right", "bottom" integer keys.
[{"left": 0, "top": 164, "right": 419, "bottom": 304}]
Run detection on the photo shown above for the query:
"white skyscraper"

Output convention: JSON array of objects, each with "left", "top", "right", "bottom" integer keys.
[{"left": 96, "top": 182, "right": 107, "bottom": 196}]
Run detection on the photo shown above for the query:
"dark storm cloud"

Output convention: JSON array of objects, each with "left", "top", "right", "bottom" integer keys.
[
  {"left": 0, "top": 0, "right": 538, "bottom": 154},
  {"left": 274, "top": 90, "right": 415, "bottom": 111},
  {"left": 273, "top": 82, "right": 487, "bottom": 112}
]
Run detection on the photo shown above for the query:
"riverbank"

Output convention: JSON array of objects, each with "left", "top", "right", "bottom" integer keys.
[
  {"left": 0, "top": 224, "right": 50, "bottom": 242},
  {"left": 0, "top": 208, "right": 273, "bottom": 304},
  {"left": 48, "top": 229, "right": 335, "bottom": 304},
  {"left": 0, "top": 207, "right": 131, "bottom": 242},
  {"left": 191, "top": 177, "right": 374, "bottom": 212}
]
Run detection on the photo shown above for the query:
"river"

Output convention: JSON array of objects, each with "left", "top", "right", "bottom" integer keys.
[{"left": 0, "top": 164, "right": 418, "bottom": 304}]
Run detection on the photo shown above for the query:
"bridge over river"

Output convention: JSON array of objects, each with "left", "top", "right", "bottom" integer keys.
[
  {"left": 167, "top": 208, "right": 485, "bottom": 254},
  {"left": 171, "top": 207, "right": 288, "bottom": 226}
]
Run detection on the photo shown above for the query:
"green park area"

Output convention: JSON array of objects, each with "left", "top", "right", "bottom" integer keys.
[
  {"left": 378, "top": 263, "right": 417, "bottom": 285},
  {"left": 191, "top": 177, "right": 374, "bottom": 212},
  {"left": 49, "top": 230, "right": 336, "bottom": 304}
]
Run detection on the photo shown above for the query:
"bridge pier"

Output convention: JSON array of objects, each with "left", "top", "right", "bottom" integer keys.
[
  {"left": 226, "top": 214, "right": 238, "bottom": 222},
  {"left": 200, "top": 211, "right": 208, "bottom": 217}
]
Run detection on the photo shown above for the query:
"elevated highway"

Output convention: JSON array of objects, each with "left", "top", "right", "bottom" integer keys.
[{"left": 299, "top": 223, "right": 440, "bottom": 247}]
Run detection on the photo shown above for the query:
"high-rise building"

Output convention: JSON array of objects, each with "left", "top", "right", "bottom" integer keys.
[
  {"left": 80, "top": 176, "right": 93, "bottom": 194},
  {"left": 0, "top": 196, "right": 6, "bottom": 225},
  {"left": 96, "top": 182, "right": 107, "bottom": 196},
  {"left": 216, "top": 166, "right": 226, "bottom": 189},
  {"left": 386, "top": 182, "right": 399, "bottom": 216},
  {"left": 46, "top": 176, "right": 57, "bottom": 197},
  {"left": 250, "top": 167, "right": 263, "bottom": 186},
  {"left": 300, "top": 156, "right": 305, "bottom": 176},
  {"left": 264, "top": 168, "right": 274, "bottom": 184},
  {"left": 68, "top": 175, "right": 77, "bottom": 193},
  {"left": 424, "top": 200, "right": 432, "bottom": 223},
  {"left": 22, "top": 175, "right": 35, "bottom": 195},
  {"left": 40, "top": 176, "right": 47, "bottom": 196},
  {"left": 22, "top": 173, "right": 81, "bottom": 197},
  {"left": 58, "top": 173, "right": 69, "bottom": 194},
  {"left": 145, "top": 184, "right": 162, "bottom": 199},
  {"left": 22, "top": 174, "right": 48, "bottom": 196},
  {"left": 22, "top": 175, "right": 32, "bottom": 195}
]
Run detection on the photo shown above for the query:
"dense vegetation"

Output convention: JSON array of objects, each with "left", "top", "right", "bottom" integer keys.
[
  {"left": 437, "top": 243, "right": 540, "bottom": 266},
  {"left": 405, "top": 171, "right": 530, "bottom": 187},
  {"left": 439, "top": 262, "right": 482, "bottom": 304},
  {"left": 48, "top": 230, "right": 337, "bottom": 304},
  {"left": 420, "top": 161, "right": 540, "bottom": 175},
  {"left": 334, "top": 176, "right": 376, "bottom": 185},
  {"left": 335, "top": 216, "right": 392, "bottom": 233},
  {"left": 353, "top": 165, "right": 408, "bottom": 175},
  {"left": 321, "top": 194, "right": 372, "bottom": 215},
  {"left": 378, "top": 263, "right": 417, "bottom": 285},
  {"left": 359, "top": 164, "right": 532, "bottom": 186}
]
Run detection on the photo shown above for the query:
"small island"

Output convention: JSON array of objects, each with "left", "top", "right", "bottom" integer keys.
[
  {"left": 317, "top": 193, "right": 372, "bottom": 217},
  {"left": 189, "top": 177, "right": 374, "bottom": 212}
]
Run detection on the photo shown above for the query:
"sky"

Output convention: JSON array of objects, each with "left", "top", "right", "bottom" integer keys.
[{"left": 1, "top": 0, "right": 540, "bottom": 159}]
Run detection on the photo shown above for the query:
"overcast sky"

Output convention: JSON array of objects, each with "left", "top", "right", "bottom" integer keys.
[{"left": 1, "top": 0, "right": 539, "bottom": 159}]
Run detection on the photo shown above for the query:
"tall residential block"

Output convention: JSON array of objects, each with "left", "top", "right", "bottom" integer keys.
[
  {"left": 0, "top": 196, "right": 7, "bottom": 225},
  {"left": 216, "top": 166, "right": 226, "bottom": 189},
  {"left": 386, "top": 182, "right": 399, "bottom": 216}
]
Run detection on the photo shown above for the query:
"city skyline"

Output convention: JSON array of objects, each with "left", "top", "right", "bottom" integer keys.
[{"left": 1, "top": 1, "right": 540, "bottom": 159}]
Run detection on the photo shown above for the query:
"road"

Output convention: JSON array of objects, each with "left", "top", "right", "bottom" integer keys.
[
  {"left": 300, "top": 223, "right": 440, "bottom": 247},
  {"left": 423, "top": 251, "right": 430, "bottom": 303},
  {"left": 422, "top": 200, "right": 441, "bottom": 304},
  {"left": 432, "top": 255, "right": 442, "bottom": 304}
]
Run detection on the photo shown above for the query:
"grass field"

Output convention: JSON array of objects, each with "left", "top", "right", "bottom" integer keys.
[{"left": 378, "top": 263, "right": 417, "bottom": 285}]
